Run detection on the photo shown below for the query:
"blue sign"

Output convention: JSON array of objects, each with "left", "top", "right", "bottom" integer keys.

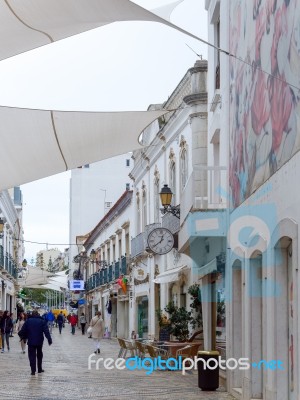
[{"left": 69, "top": 280, "right": 84, "bottom": 291}]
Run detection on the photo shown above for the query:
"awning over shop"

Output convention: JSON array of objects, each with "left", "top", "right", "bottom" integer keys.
[
  {"left": 153, "top": 265, "right": 188, "bottom": 284},
  {"left": 197, "top": 257, "right": 225, "bottom": 280}
]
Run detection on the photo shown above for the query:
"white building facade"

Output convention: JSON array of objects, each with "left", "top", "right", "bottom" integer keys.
[
  {"left": 69, "top": 156, "right": 133, "bottom": 274},
  {"left": 80, "top": 61, "right": 226, "bottom": 346},
  {"left": 205, "top": 0, "right": 300, "bottom": 398},
  {"left": 82, "top": 189, "right": 133, "bottom": 338},
  {"left": 129, "top": 59, "right": 227, "bottom": 343},
  {"left": 0, "top": 187, "right": 24, "bottom": 312}
]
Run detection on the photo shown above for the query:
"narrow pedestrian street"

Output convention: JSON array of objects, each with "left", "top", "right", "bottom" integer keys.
[{"left": 0, "top": 325, "right": 234, "bottom": 400}]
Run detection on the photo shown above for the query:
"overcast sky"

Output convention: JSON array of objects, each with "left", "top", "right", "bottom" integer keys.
[{"left": 0, "top": 0, "right": 208, "bottom": 262}]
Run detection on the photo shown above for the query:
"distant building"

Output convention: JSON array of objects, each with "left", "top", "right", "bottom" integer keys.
[
  {"left": 0, "top": 187, "right": 25, "bottom": 312},
  {"left": 36, "top": 248, "right": 61, "bottom": 271},
  {"left": 69, "top": 156, "right": 133, "bottom": 272}
]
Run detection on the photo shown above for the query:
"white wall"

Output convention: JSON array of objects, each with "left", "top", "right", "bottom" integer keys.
[{"left": 69, "top": 154, "right": 132, "bottom": 267}]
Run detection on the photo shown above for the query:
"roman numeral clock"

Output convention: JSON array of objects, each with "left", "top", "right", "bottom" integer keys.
[{"left": 147, "top": 227, "right": 175, "bottom": 255}]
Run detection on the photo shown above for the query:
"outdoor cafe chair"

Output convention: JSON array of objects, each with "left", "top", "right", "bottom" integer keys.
[
  {"left": 176, "top": 345, "right": 193, "bottom": 360},
  {"left": 117, "top": 338, "right": 136, "bottom": 358},
  {"left": 117, "top": 338, "right": 127, "bottom": 358},
  {"left": 145, "top": 344, "right": 169, "bottom": 360},
  {"left": 135, "top": 340, "right": 149, "bottom": 359}
]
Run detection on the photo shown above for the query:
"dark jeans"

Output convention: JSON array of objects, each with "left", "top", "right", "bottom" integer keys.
[
  {"left": 81, "top": 323, "right": 86, "bottom": 335},
  {"left": 1, "top": 333, "right": 10, "bottom": 350},
  {"left": 28, "top": 344, "right": 43, "bottom": 373},
  {"left": 58, "top": 323, "right": 63, "bottom": 334},
  {"left": 71, "top": 325, "right": 75, "bottom": 334}
]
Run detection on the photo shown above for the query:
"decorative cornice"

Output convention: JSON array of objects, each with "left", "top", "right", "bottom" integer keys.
[{"left": 183, "top": 92, "right": 208, "bottom": 106}]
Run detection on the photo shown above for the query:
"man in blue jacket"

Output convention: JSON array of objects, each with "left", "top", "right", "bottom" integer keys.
[
  {"left": 46, "top": 310, "right": 55, "bottom": 333},
  {"left": 18, "top": 310, "right": 52, "bottom": 375}
]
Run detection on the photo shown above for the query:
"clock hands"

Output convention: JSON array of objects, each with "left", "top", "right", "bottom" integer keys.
[
  {"left": 148, "top": 228, "right": 174, "bottom": 255},
  {"left": 153, "top": 234, "right": 165, "bottom": 248}
]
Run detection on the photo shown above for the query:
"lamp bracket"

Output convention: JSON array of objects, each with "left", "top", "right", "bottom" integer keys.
[{"left": 160, "top": 206, "right": 180, "bottom": 219}]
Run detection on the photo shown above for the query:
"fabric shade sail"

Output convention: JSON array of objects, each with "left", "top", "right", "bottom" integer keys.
[
  {"left": 0, "top": 0, "right": 200, "bottom": 63},
  {"left": 153, "top": 265, "right": 188, "bottom": 284},
  {"left": 0, "top": 106, "right": 168, "bottom": 190},
  {"left": 0, "top": 0, "right": 201, "bottom": 190},
  {"left": 20, "top": 268, "right": 68, "bottom": 290},
  {"left": 18, "top": 266, "right": 56, "bottom": 287}
]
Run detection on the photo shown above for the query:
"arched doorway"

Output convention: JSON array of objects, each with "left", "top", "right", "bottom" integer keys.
[
  {"left": 249, "top": 251, "right": 263, "bottom": 398},
  {"left": 274, "top": 237, "right": 295, "bottom": 400},
  {"left": 232, "top": 259, "right": 243, "bottom": 389}
]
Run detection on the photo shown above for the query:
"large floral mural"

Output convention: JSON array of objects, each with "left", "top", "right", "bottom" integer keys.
[{"left": 229, "top": 0, "right": 300, "bottom": 207}]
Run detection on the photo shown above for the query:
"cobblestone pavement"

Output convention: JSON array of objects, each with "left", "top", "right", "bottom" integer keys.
[{"left": 0, "top": 325, "right": 235, "bottom": 400}]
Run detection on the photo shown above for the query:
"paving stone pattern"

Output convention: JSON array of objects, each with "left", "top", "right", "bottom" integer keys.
[{"left": 0, "top": 325, "right": 235, "bottom": 400}]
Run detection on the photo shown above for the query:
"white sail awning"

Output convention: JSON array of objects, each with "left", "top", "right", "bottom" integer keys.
[
  {"left": 153, "top": 265, "right": 188, "bottom": 284},
  {"left": 0, "top": 107, "right": 168, "bottom": 190},
  {"left": 0, "top": 0, "right": 205, "bottom": 190},
  {"left": 0, "top": 0, "right": 200, "bottom": 63}
]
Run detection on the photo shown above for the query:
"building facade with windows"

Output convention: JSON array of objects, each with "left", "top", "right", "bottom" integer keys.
[
  {"left": 78, "top": 61, "right": 224, "bottom": 344},
  {"left": 129, "top": 59, "right": 227, "bottom": 344},
  {"left": 69, "top": 155, "right": 133, "bottom": 282},
  {"left": 0, "top": 187, "right": 24, "bottom": 312},
  {"left": 205, "top": 0, "right": 300, "bottom": 398},
  {"left": 83, "top": 189, "right": 133, "bottom": 338}
]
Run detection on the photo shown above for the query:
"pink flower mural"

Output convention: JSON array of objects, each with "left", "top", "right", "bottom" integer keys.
[{"left": 229, "top": 0, "right": 300, "bottom": 207}]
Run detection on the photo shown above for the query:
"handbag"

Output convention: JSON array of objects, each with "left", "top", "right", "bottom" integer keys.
[{"left": 87, "top": 326, "right": 92, "bottom": 335}]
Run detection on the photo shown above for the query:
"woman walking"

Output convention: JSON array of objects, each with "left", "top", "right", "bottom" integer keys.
[
  {"left": 79, "top": 313, "right": 87, "bottom": 335},
  {"left": 89, "top": 311, "right": 104, "bottom": 354},
  {"left": 0, "top": 311, "right": 13, "bottom": 352},
  {"left": 16, "top": 312, "right": 27, "bottom": 353}
]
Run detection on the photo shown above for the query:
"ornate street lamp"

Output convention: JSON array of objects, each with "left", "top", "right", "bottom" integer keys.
[
  {"left": 159, "top": 184, "right": 180, "bottom": 219},
  {"left": 73, "top": 252, "right": 87, "bottom": 280},
  {"left": 90, "top": 249, "right": 107, "bottom": 269}
]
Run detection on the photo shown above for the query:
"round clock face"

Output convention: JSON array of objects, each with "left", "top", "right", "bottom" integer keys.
[{"left": 147, "top": 228, "right": 174, "bottom": 255}]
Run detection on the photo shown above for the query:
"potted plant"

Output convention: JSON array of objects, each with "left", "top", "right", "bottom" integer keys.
[
  {"left": 188, "top": 283, "right": 203, "bottom": 331},
  {"left": 164, "top": 302, "right": 193, "bottom": 342}
]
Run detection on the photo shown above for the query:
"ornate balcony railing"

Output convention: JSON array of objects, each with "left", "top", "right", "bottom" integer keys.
[
  {"left": 131, "top": 223, "right": 161, "bottom": 258},
  {"left": 85, "top": 255, "right": 128, "bottom": 292},
  {"left": 115, "top": 260, "right": 120, "bottom": 280},
  {"left": 0, "top": 245, "right": 3, "bottom": 267},
  {"left": 120, "top": 256, "right": 127, "bottom": 275}
]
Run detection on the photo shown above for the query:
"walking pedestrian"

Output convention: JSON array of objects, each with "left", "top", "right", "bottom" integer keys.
[
  {"left": 46, "top": 310, "right": 55, "bottom": 334},
  {"left": 79, "top": 313, "right": 87, "bottom": 335},
  {"left": 18, "top": 310, "right": 52, "bottom": 375},
  {"left": 57, "top": 312, "right": 64, "bottom": 334},
  {"left": 0, "top": 310, "right": 13, "bottom": 352},
  {"left": 16, "top": 312, "right": 27, "bottom": 353},
  {"left": 69, "top": 313, "right": 77, "bottom": 335},
  {"left": 9, "top": 313, "right": 15, "bottom": 337},
  {"left": 89, "top": 311, "right": 104, "bottom": 354},
  {"left": 0, "top": 310, "right": 3, "bottom": 350}
]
